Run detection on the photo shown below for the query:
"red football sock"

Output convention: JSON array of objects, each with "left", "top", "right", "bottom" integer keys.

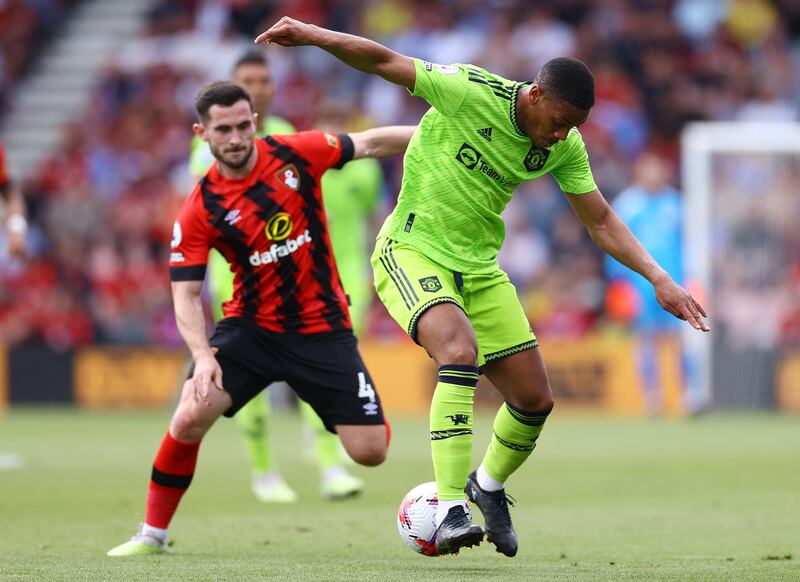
[{"left": 145, "top": 431, "right": 200, "bottom": 529}]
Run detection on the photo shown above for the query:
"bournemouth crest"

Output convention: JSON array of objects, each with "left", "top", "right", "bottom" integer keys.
[{"left": 276, "top": 164, "right": 300, "bottom": 190}]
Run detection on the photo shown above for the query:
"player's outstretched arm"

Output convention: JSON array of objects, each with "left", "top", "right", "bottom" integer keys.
[
  {"left": 565, "top": 189, "right": 710, "bottom": 332},
  {"left": 172, "top": 280, "right": 223, "bottom": 404},
  {"left": 350, "top": 125, "right": 417, "bottom": 160},
  {"left": 255, "top": 17, "right": 416, "bottom": 90}
]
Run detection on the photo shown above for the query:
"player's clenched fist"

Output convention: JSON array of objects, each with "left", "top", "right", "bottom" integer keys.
[{"left": 255, "top": 17, "right": 320, "bottom": 47}]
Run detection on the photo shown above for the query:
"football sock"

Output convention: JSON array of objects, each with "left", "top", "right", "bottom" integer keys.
[
  {"left": 430, "top": 365, "right": 479, "bottom": 502},
  {"left": 141, "top": 523, "right": 167, "bottom": 542},
  {"left": 476, "top": 464, "right": 504, "bottom": 492},
  {"left": 299, "top": 399, "right": 342, "bottom": 470},
  {"left": 321, "top": 465, "right": 348, "bottom": 484},
  {"left": 480, "top": 401, "right": 553, "bottom": 485},
  {"left": 234, "top": 394, "right": 274, "bottom": 475},
  {"left": 145, "top": 431, "right": 200, "bottom": 529}
]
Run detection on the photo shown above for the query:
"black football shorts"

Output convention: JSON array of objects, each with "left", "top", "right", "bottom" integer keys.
[{"left": 199, "top": 317, "right": 385, "bottom": 433}]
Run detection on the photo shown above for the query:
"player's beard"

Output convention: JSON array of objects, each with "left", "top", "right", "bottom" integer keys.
[{"left": 213, "top": 141, "right": 254, "bottom": 170}]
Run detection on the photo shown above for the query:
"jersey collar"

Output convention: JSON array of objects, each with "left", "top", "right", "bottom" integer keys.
[{"left": 510, "top": 82, "right": 532, "bottom": 137}]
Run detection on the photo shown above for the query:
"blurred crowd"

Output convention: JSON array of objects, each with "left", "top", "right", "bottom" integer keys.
[
  {"left": 0, "top": 0, "right": 77, "bottom": 115},
  {"left": 1, "top": 0, "right": 799, "bottom": 349}
]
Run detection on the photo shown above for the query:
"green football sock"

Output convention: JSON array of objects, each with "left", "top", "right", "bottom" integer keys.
[
  {"left": 298, "top": 399, "right": 342, "bottom": 470},
  {"left": 234, "top": 394, "right": 275, "bottom": 475},
  {"left": 481, "top": 401, "right": 552, "bottom": 484},
  {"left": 430, "top": 365, "right": 479, "bottom": 501}
]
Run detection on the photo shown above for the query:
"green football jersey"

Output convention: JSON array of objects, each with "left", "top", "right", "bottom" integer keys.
[
  {"left": 322, "top": 158, "right": 383, "bottom": 333},
  {"left": 322, "top": 157, "right": 382, "bottom": 286},
  {"left": 378, "top": 58, "right": 597, "bottom": 273},
  {"left": 188, "top": 115, "right": 295, "bottom": 321}
]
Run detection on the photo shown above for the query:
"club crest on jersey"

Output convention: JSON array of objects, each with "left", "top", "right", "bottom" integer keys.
[
  {"left": 523, "top": 145, "right": 550, "bottom": 172},
  {"left": 419, "top": 276, "right": 442, "bottom": 293},
  {"left": 277, "top": 164, "right": 300, "bottom": 191},
  {"left": 265, "top": 212, "right": 293, "bottom": 241}
]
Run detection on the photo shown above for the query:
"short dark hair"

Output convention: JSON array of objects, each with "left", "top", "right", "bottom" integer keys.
[
  {"left": 233, "top": 49, "right": 268, "bottom": 72},
  {"left": 195, "top": 81, "right": 252, "bottom": 123},
  {"left": 536, "top": 57, "right": 595, "bottom": 110}
]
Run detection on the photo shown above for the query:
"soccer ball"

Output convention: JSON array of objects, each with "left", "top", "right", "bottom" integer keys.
[
  {"left": 396, "top": 481, "right": 440, "bottom": 556},
  {"left": 397, "top": 482, "right": 439, "bottom": 556}
]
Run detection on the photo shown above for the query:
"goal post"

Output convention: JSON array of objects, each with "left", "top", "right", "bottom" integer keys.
[{"left": 681, "top": 122, "right": 800, "bottom": 410}]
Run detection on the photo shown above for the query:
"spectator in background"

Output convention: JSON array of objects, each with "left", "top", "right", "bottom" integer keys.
[
  {"left": 0, "top": 141, "right": 28, "bottom": 259},
  {"left": 604, "top": 153, "right": 698, "bottom": 413},
  {"left": 3, "top": 0, "right": 800, "bottom": 355}
]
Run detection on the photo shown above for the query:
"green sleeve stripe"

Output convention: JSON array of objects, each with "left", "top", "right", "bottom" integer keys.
[
  {"left": 465, "top": 67, "right": 513, "bottom": 87},
  {"left": 466, "top": 72, "right": 512, "bottom": 93},
  {"left": 467, "top": 77, "right": 512, "bottom": 101},
  {"left": 466, "top": 70, "right": 514, "bottom": 94}
]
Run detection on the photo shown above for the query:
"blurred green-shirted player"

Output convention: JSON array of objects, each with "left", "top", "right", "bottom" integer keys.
[
  {"left": 190, "top": 51, "right": 378, "bottom": 502},
  {"left": 258, "top": 18, "right": 710, "bottom": 556},
  {"left": 315, "top": 102, "right": 383, "bottom": 336}
]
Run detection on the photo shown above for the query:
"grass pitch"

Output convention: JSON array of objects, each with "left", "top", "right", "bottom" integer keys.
[{"left": 1, "top": 408, "right": 798, "bottom": 581}]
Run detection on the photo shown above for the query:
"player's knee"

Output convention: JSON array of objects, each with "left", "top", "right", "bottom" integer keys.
[
  {"left": 170, "top": 409, "right": 208, "bottom": 442},
  {"left": 351, "top": 444, "right": 387, "bottom": 467},
  {"left": 346, "top": 439, "right": 387, "bottom": 467},
  {"left": 438, "top": 340, "right": 478, "bottom": 366},
  {"left": 510, "top": 389, "right": 554, "bottom": 415},
  {"left": 338, "top": 424, "right": 388, "bottom": 466}
]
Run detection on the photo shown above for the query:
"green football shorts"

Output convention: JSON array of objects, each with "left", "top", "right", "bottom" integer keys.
[{"left": 371, "top": 237, "right": 538, "bottom": 367}]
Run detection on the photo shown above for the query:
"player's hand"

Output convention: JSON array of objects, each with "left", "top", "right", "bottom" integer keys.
[
  {"left": 652, "top": 274, "right": 710, "bottom": 332},
  {"left": 254, "top": 17, "right": 321, "bottom": 47},
  {"left": 192, "top": 352, "right": 223, "bottom": 406},
  {"left": 6, "top": 231, "right": 27, "bottom": 259}
]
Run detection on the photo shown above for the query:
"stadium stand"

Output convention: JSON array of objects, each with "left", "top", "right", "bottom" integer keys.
[{"left": 0, "top": 0, "right": 798, "bottom": 353}]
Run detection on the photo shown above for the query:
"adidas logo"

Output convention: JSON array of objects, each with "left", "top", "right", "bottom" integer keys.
[{"left": 477, "top": 127, "right": 493, "bottom": 142}]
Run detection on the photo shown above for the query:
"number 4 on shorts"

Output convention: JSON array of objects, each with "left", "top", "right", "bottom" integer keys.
[
  {"left": 358, "top": 372, "right": 379, "bottom": 415},
  {"left": 358, "top": 372, "right": 376, "bottom": 402}
]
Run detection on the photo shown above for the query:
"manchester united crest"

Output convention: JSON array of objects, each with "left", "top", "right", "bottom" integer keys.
[
  {"left": 523, "top": 146, "right": 550, "bottom": 172},
  {"left": 418, "top": 276, "right": 442, "bottom": 293}
]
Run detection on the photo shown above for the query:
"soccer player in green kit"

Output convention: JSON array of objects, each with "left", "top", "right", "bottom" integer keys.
[
  {"left": 190, "top": 50, "right": 364, "bottom": 502},
  {"left": 315, "top": 101, "right": 384, "bottom": 337},
  {"left": 256, "top": 19, "right": 710, "bottom": 556}
]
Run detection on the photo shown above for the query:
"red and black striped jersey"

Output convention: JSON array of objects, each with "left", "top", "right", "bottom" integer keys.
[{"left": 169, "top": 131, "right": 355, "bottom": 334}]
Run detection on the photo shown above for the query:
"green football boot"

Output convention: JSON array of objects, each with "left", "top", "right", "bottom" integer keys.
[{"left": 107, "top": 524, "right": 168, "bottom": 557}]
